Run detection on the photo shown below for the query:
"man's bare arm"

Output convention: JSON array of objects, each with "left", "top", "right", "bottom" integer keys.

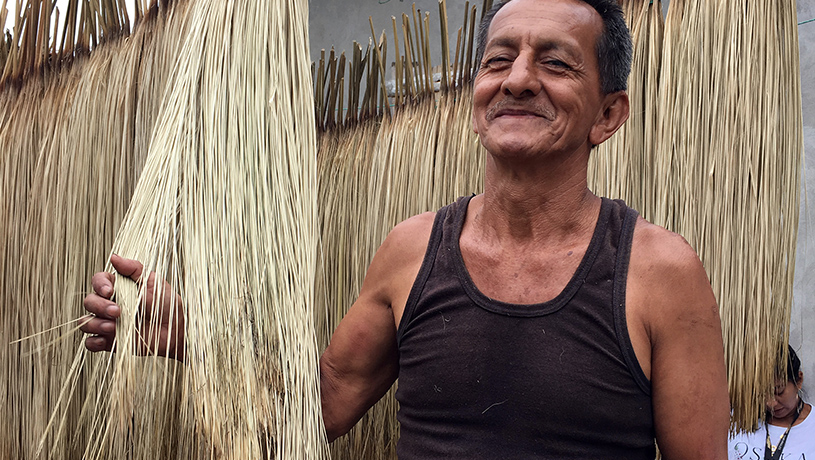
[
  {"left": 320, "top": 213, "right": 434, "bottom": 441},
  {"left": 628, "top": 221, "right": 729, "bottom": 460},
  {"left": 320, "top": 293, "right": 399, "bottom": 441}
]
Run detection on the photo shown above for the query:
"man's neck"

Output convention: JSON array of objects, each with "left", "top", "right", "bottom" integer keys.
[{"left": 472, "top": 152, "right": 601, "bottom": 246}]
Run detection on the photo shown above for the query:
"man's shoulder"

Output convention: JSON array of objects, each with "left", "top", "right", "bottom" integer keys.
[
  {"left": 367, "top": 211, "right": 437, "bottom": 284},
  {"left": 630, "top": 216, "right": 705, "bottom": 277},
  {"left": 382, "top": 211, "right": 437, "bottom": 253},
  {"left": 628, "top": 216, "right": 717, "bottom": 323},
  {"left": 360, "top": 211, "right": 438, "bottom": 316}
]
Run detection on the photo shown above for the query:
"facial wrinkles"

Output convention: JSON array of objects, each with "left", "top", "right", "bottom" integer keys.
[
  {"left": 480, "top": 26, "right": 595, "bottom": 121},
  {"left": 495, "top": 1, "right": 600, "bottom": 82},
  {"left": 487, "top": 27, "right": 586, "bottom": 67},
  {"left": 490, "top": 2, "right": 596, "bottom": 56}
]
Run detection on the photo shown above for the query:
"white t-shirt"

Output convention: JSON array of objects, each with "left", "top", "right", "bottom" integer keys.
[{"left": 728, "top": 411, "right": 815, "bottom": 460}]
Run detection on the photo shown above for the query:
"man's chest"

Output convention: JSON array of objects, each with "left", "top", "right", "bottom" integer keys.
[
  {"left": 395, "top": 282, "right": 656, "bottom": 458},
  {"left": 458, "top": 240, "right": 590, "bottom": 305}
]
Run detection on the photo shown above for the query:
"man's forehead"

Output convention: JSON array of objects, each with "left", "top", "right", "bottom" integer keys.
[{"left": 487, "top": 0, "right": 602, "bottom": 42}]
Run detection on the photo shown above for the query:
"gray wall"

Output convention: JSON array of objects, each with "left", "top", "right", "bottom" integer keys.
[
  {"left": 308, "top": 0, "right": 472, "bottom": 73},
  {"left": 794, "top": 0, "right": 814, "bottom": 397},
  {"left": 308, "top": 0, "right": 815, "bottom": 394}
]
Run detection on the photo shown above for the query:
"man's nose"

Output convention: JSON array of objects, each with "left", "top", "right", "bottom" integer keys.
[{"left": 501, "top": 55, "right": 542, "bottom": 98}]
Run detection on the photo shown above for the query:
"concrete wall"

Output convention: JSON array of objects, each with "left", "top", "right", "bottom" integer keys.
[
  {"left": 308, "top": 0, "right": 815, "bottom": 394},
  {"left": 308, "top": 0, "right": 472, "bottom": 73},
  {"left": 794, "top": 0, "right": 814, "bottom": 397}
]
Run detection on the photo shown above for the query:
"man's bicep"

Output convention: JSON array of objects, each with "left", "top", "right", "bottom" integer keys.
[
  {"left": 322, "top": 215, "right": 429, "bottom": 384},
  {"left": 324, "top": 292, "right": 398, "bottom": 382},
  {"left": 320, "top": 291, "right": 399, "bottom": 441},
  {"left": 648, "top": 251, "right": 729, "bottom": 459},
  {"left": 319, "top": 212, "right": 434, "bottom": 441}
]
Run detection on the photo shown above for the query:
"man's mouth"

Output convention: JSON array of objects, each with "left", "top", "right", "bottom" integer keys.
[
  {"left": 486, "top": 101, "right": 553, "bottom": 121},
  {"left": 495, "top": 108, "right": 541, "bottom": 118}
]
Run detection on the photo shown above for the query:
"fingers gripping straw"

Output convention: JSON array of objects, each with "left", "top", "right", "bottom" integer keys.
[{"left": 111, "top": 272, "right": 140, "bottom": 431}]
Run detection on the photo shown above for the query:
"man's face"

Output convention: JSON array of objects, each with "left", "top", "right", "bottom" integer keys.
[{"left": 472, "top": 0, "right": 606, "bottom": 160}]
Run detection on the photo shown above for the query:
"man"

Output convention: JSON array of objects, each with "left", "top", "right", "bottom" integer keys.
[{"left": 83, "top": 0, "right": 731, "bottom": 457}]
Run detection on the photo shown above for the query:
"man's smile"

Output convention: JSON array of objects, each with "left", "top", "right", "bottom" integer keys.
[{"left": 486, "top": 100, "right": 554, "bottom": 122}]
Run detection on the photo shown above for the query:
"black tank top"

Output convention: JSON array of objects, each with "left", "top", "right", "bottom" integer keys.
[{"left": 395, "top": 195, "right": 655, "bottom": 459}]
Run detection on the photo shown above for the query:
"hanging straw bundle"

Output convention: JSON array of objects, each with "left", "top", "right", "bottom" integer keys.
[
  {"left": 2, "top": 0, "right": 327, "bottom": 458},
  {"left": 69, "top": 0, "right": 325, "bottom": 457},
  {"left": 0, "top": 1, "right": 193, "bottom": 458}
]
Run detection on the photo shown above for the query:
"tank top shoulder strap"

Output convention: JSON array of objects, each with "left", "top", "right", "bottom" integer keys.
[
  {"left": 610, "top": 200, "right": 651, "bottom": 395},
  {"left": 397, "top": 195, "right": 472, "bottom": 344}
]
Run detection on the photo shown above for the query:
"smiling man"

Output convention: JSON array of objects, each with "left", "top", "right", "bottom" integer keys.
[
  {"left": 83, "top": 0, "right": 730, "bottom": 457},
  {"left": 321, "top": 0, "right": 729, "bottom": 457}
]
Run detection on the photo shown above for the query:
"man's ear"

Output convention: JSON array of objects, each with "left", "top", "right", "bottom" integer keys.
[{"left": 589, "top": 90, "right": 630, "bottom": 146}]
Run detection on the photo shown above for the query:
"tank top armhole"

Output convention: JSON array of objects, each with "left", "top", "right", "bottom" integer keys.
[
  {"left": 396, "top": 205, "right": 449, "bottom": 346},
  {"left": 612, "top": 205, "right": 652, "bottom": 396}
]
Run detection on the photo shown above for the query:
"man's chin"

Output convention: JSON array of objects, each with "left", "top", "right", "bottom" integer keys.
[
  {"left": 488, "top": 145, "right": 543, "bottom": 160},
  {"left": 482, "top": 135, "right": 551, "bottom": 156}
]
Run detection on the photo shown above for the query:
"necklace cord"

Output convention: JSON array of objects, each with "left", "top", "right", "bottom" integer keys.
[{"left": 764, "top": 397, "right": 805, "bottom": 460}]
